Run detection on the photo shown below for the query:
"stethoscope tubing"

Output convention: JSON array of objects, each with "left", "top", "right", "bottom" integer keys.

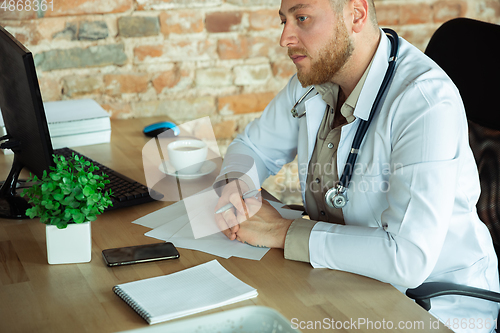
[{"left": 338, "top": 28, "right": 399, "bottom": 190}]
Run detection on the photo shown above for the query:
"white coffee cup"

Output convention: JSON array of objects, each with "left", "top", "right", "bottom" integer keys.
[{"left": 167, "top": 139, "right": 208, "bottom": 174}]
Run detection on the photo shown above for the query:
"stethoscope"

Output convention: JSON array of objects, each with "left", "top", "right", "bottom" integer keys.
[{"left": 291, "top": 28, "right": 400, "bottom": 209}]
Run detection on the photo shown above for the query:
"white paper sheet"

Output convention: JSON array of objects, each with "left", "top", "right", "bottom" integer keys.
[
  {"left": 133, "top": 200, "right": 187, "bottom": 229},
  {"left": 139, "top": 193, "right": 304, "bottom": 261}
]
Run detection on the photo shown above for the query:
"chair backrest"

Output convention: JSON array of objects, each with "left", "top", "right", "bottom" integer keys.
[{"left": 425, "top": 18, "right": 500, "bottom": 253}]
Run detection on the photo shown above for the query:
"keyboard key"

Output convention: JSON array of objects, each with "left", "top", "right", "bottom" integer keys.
[{"left": 53, "top": 147, "right": 156, "bottom": 211}]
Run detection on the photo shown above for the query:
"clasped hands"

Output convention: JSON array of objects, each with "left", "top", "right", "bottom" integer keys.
[{"left": 214, "top": 180, "right": 292, "bottom": 249}]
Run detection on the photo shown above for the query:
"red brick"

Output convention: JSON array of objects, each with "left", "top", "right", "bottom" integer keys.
[
  {"left": 375, "top": 3, "right": 401, "bottom": 26},
  {"left": 37, "top": 17, "right": 74, "bottom": 42},
  {"left": 249, "top": 9, "right": 281, "bottom": 31},
  {"left": 218, "top": 92, "right": 276, "bottom": 114},
  {"left": 134, "top": 45, "right": 164, "bottom": 62},
  {"left": 433, "top": 1, "right": 467, "bottom": 23},
  {"left": 44, "top": 0, "right": 133, "bottom": 17},
  {"left": 400, "top": 3, "right": 433, "bottom": 25},
  {"left": 12, "top": 32, "right": 29, "bottom": 45},
  {"left": 213, "top": 120, "right": 236, "bottom": 139},
  {"left": 152, "top": 68, "right": 182, "bottom": 93},
  {"left": 159, "top": 10, "right": 204, "bottom": 35},
  {"left": 217, "top": 37, "right": 249, "bottom": 60},
  {"left": 249, "top": 35, "right": 286, "bottom": 59},
  {"left": 206, "top": 11, "right": 243, "bottom": 33},
  {"left": 38, "top": 76, "right": 62, "bottom": 101},
  {"left": 103, "top": 73, "right": 150, "bottom": 95}
]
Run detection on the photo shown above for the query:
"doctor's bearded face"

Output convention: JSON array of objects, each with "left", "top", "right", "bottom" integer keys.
[{"left": 280, "top": 0, "right": 354, "bottom": 87}]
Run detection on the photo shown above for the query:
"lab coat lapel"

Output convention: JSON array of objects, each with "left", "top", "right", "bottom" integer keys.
[
  {"left": 304, "top": 94, "right": 327, "bottom": 163},
  {"left": 354, "top": 29, "right": 391, "bottom": 121},
  {"left": 336, "top": 31, "right": 393, "bottom": 197}
]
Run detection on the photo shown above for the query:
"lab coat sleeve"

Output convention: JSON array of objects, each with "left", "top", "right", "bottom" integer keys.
[
  {"left": 216, "top": 76, "right": 303, "bottom": 188},
  {"left": 309, "top": 79, "right": 464, "bottom": 288}
]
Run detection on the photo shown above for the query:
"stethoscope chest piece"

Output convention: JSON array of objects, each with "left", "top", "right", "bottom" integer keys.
[{"left": 325, "top": 185, "right": 348, "bottom": 209}]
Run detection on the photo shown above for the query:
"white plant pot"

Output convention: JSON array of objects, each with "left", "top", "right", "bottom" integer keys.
[{"left": 46, "top": 221, "right": 92, "bottom": 265}]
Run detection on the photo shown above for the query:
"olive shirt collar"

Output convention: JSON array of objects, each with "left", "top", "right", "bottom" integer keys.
[{"left": 313, "top": 57, "right": 374, "bottom": 123}]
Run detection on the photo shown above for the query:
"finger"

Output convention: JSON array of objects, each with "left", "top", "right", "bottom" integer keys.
[
  {"left": 230, "top": 221, "right": 240, "bottom": 234},
  {"left": 214, "top": 214, "right": 234, "bottom": 239},
  {"left": 222, "top": 227, "right": 234, "bottom": 240},
  {"left": 223, "top": 208, "right": 239, "bottom": 229},
  {"left": 228, "top": 191, "right": 248, "bottom": 216},
  {"left": 214, "top": 211, "right": 236, "bottom": 239},
  {"left": 243, "top": 197, "right": 263, "bottom": 217},
  {"left": 223, "top": 209, "right": 240, "bottom": 240},
  {"left": 235, "top": 209, "right": 248, "bottom": 224}
]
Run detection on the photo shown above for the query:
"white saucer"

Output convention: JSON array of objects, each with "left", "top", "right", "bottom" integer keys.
[{"left": 158, "top": 160, "right": 217, "bottom": 179}]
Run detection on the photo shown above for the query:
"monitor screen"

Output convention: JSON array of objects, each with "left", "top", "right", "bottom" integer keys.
[
  {"left": 0, "top": 24, "right": 54, "bottom": 176},
  {"left": 0, "top": 24, "right": 54, "bottom": 218}
]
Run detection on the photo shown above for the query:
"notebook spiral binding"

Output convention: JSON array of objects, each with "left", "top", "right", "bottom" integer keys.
[{"left": 113, "top": 286, "right": 153, "bottom": 324}]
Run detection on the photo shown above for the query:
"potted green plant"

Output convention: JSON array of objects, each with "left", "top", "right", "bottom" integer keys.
[{"left": 21, "top": 153, "right": 113, "bottom": 264}]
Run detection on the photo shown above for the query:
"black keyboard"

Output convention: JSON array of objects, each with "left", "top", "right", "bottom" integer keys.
[{"left": 54, "top": 147, "right": 157, "bottom": 211}]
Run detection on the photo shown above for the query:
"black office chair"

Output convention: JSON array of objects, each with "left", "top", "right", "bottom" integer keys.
[{"left": 405, "top": 17, "right": 500, "bottom": 321}]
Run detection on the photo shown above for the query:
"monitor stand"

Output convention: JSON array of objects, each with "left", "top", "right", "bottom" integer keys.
[{"left": 0, "top": 154, "right": 30, "bottom": 219}]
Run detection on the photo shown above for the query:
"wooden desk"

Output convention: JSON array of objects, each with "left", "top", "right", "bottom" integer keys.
[{"left": 0, "top": 117, "right": 451, "bottom": 332}]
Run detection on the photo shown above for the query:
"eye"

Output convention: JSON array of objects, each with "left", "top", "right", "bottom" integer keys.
[
  {"left": 297, "top": 16, "right": 308, "bottom": 23},
  {"left": 280, "top": 19, "right": 286, "bottom": 25}
]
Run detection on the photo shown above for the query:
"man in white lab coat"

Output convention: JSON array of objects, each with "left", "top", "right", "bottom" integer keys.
[{"left": 213, "top": 0, "right": 500, "bottom": 331}]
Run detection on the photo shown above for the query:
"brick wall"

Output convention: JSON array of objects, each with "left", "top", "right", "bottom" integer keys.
[{"left": 1, "top": 0, "right": 499, "bottom": 204}]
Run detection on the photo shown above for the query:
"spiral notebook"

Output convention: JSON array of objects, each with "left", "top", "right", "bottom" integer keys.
[{"left": 113, "top": 260, "right": 258, "bottom": 325}]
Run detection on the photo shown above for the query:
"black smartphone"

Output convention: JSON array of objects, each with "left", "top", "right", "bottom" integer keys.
[{"left": 102, "top": 242, "right": 180, "bottom": 267}]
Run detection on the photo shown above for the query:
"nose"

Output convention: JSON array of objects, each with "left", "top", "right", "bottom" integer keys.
[{"left": 280, "top": 22, "right": 298, "bottom": 48}]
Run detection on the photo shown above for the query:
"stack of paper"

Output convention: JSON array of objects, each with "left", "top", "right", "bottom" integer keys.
[
  {"left": 132, "top": 188, "right": 302, "bottom": 260},
  {"left": 113, "top": 260, "right": 258, "bottom": 325},
  {"left": 134, "top": 188, "right": 304, "bottom": 260},
  {"left": 0, "top": 99, "right": 111, "bottom": 154}
]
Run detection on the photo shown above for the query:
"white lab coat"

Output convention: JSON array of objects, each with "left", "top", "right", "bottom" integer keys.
[{"left": 220, "top": 32, "right": 500, "bottom": 332}]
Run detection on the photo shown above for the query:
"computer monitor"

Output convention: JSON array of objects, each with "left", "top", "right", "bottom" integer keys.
[{"left": 0, "top": 24, "right": 54, "bottom": 218}]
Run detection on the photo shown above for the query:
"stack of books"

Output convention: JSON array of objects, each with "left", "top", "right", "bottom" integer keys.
[{"left": 0, "top": 99, "right": 111, "bottom": 154}]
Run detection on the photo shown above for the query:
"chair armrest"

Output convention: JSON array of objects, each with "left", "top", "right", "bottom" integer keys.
[{"left": 406, "top": 282, "right": 500, "bottom": 311}]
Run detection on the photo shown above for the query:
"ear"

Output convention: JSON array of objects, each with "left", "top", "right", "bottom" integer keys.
[{"left": 348, "top": 0, "right": 369, "bottom": 33}]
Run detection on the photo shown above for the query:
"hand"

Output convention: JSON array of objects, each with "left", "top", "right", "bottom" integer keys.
[
  {"left": 214, "top": 180, "right": 250, "bottom": 240},
  {"left": 235, "top": 198, "right": 293, "bottom": 249}
]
